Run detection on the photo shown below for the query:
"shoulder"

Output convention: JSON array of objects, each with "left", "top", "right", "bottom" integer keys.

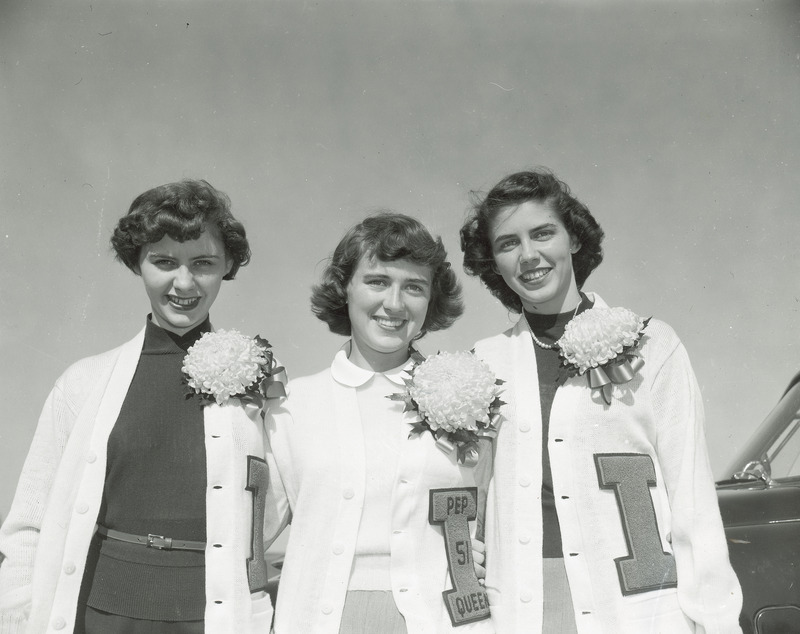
[
  {"left": 285, "top": 366, "right": 333, "bottom": 402},
  {"left": 473, "top": 324, "right": 518, "bottom": 354},
  {"left": 269, "top": 366, "right": 334, "bottom": 435},
  {"left": 56, "top": 344, "right": 124, "bottom": 390},
  {"left": 53, "top": 335, "right": 138, "bottom": 409},
  {"left": 639, "top": 317, "right": 682, "bottom": 360},
  {"left": 587, "top": 294, "right": 684, "bottom": 362}
]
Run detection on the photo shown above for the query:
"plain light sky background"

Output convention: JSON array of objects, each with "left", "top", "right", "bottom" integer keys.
[{"left": 0, "top": 0, "right": 798, "bottom": 518}]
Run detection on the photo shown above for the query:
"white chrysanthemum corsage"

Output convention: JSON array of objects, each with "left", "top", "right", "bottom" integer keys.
[
  {"left": 558, "top": 307, "right": 648, "bottom": 404},
  {"left": 390, "top": 350, "right": 504, "bottom": 466},
  {"left": 182, "top": 329, "right": 285, "bottom": 408}
]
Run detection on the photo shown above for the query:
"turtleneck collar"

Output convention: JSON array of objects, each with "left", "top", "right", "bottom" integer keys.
[
  {"left": 330, "top": 342, "right": 414, "bottom": 388},
  {"left": 142, "top": 314, "right": 212, "bottom": 354},
  {"left": 523, "top": 292, "right": 593, "bottom": 346}
]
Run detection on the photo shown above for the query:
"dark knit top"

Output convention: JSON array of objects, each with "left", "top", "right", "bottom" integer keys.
[
  {"left": 524, "top": 293, "right": 592, "bottom": 558},
  {"left": 80, "top": 317, "right": 210, "bottom": 620}
]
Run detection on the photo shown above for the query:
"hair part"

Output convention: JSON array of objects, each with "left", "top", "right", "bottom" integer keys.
[
  {"left": 311, "top": 211, "right": 464, "bottom": 337},
  {"left": 110, "top": 179, "right": 250, "bottom": 280},
  {"left": 460, "top": 169, "right": 604, "bottom": 313}
]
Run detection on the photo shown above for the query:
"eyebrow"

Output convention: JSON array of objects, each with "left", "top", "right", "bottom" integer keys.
[
  {"left": 147, "top": 252, "right": 223, "bottom": 260},
  {"left": 363, "top": 272, "right": 431, "bottom": 286},
  {"left": 405, "top": 276, "right": 431, "bottom": 287},
  {"left": 492, "top": 222, "right": 558, "bottom": 246}
]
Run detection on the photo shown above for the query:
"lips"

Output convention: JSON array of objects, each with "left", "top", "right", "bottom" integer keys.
[
  {"left": 168, "top": 295, "right": 201, "bottom": 310},
  {"left": 374, "top": 316, "right": 406, "bottom": 331},
  {"left": 519, "top": 268, "right": 551, "bottom": 284}
]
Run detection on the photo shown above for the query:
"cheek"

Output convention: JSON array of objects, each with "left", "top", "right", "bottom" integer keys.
[
  {"left": 413, "top": 297, "right": 432, "bottom": 321},
  {"left": 140, "top": 271, "right": 163, "bottom": 296},
  {"left": 493, "top": 255, "right": 516, "bottom": 280},
  {"left": 346, "top": 292, "right": 365, "bottom": 324}
]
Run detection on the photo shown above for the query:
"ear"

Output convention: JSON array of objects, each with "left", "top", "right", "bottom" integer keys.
[
  {"left": 569, "top": 235, "right": 581, "bottom": 254},
  {"left": 224, "top": 256, "right": 234, "bottom": 276}
]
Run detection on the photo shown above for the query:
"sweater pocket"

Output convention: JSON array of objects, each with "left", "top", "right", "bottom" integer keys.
[{"left": 620, "top": 591, "right": 694, "bottom": 634}]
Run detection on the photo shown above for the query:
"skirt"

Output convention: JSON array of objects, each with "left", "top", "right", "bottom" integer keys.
[
  {"left": 73, "top": 605, "right": 204, "bottom": 634},
  {"left": 543, "top": 557, "right": 578, "bottom": 633},
  {"left": 339, "top": 590, "right": 407, "bottom": 634}
]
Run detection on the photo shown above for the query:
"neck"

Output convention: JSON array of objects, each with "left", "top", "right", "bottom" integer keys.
[
  {"left": 348, "top": 339, "right": 410, "bottom": 373},
  {"left": 149, "top": 313, "right": 210, "bottom": 337},
  {"left": 522, "top": 285, "right": 582, "bottom": 316}
]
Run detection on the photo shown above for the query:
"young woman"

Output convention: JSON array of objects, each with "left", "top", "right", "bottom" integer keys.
[
  {"left": 0, "top": 180, "right": 277, "bottom": 633},
  {"left": 461, "top": 170, "right": 743, "bottom": 633},
  {"left": 266, "top": 212, "right": 494, "bottom": 633}
]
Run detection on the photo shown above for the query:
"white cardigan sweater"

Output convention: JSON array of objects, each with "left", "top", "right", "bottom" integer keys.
[
  {"left": 0, "top": 329, "right": 275, "bottom": 634},
  {"left": 474, "top": 294, "right": 743, "bottom": 634},
  {"left": 266, "top": 348, "right": 495, "bottom": 634}
]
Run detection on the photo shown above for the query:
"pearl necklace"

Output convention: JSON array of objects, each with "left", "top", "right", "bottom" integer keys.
[{"left": 525, "top": 298, "right": 582, "bottom": 351}]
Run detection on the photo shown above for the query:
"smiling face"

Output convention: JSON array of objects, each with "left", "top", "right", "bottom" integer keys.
[
  {"left": 137, "top": 227, "right": 232, "bottom": 335},
  {"left": 489, "top": 200, "right": 581, "bottom": 315},
  {"left": 346, "top": 255, "right": 433, "bottom": 372}
]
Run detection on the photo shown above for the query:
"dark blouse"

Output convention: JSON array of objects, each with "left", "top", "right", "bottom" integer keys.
[
  {"left": 79, "top": 317, "right": 210, "bottom": 621},
  {"left": 524, "top": 293, "right": 593, "bottom": 558}
]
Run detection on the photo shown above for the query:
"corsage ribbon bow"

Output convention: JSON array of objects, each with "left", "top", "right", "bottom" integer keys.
[
  {"left": 242, "top": 374, "right": 287, "bottom": 423},
  {"left": 433, "top": 424, "right": 500, "bottom": 468},
  {"left": 587, "top": 353, "right": 645, "bottom": 405}
]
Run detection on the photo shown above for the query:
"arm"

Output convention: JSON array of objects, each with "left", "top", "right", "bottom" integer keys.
[
  {"left": 262, "top": 399, "right": 292, "bottom": 550},
  {"left": 0, "top": 382, "right": 73, "bottom": 632},
  {"left": 650, "top": 335, "right": 743, "bottom": 633}
]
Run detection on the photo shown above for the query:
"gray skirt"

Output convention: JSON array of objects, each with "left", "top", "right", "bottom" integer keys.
[
  {"left": 339, "top": 590, "right": 407, "bottom": 634},
  {"left": 543, "top": 557, "right": 578, "bottom": 633}
]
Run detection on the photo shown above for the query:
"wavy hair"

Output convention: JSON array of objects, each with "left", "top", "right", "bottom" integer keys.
[
  {"left": 111, "top": 179, "right": 250, "bottom": 280},
  {"left": 460, "top": 169, "right": 604, "bottom": 312},
  {"left": 312, "top": 211, "right": 464, "bottom": 337}
]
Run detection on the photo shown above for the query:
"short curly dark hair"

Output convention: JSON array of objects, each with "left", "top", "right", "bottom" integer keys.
[
  {"left": 460, "top": 169, "right": 604, "bottom": 313},
  {"left": 111, "top": 179, "right": 250, "bottom": 280},
  {"left": 312, "top": 211, "right": 464, "bottom": 338}
]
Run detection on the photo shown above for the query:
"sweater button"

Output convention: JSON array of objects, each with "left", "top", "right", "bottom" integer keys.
[
  {"left": 52, "top": 616, "right": 66, "bottom": 630},
  {"left": 518, "top": 475, "right": 532, "bottom": 487},
  {"left": 321, "top": 604, "right": 333, "bottom": 615},
  {"left": 518, "top": 533, "right": 531, "bottom": 545},
  {"left": 342, "top": 488, "right": 354, "bottom": 499},
  {"left": 63, "top": 561, "right": 76, "bottom": 575},
  {"left": 332, "top": 543, "right": 344, "bottom": 555},
  {"left": 518, "top": 422, "right": 531, "bottom": 432},
  {"left": 75, "top": 502, "right": 89, "bottom": 514},
  {"left": 519, "top": 590, "right": 532, "bottom": 603},
  {"left": 85, "top": 451, "right": 97, "bottom": 464}
]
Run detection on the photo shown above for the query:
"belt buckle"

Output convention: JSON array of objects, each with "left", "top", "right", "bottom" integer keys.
[{"left": 147, "top": 534, "right": 173, "bottom": 550}]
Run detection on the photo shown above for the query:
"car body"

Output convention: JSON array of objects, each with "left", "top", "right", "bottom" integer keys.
[{"left": 716, "top": 372, "right": 800, "bottom": 634}]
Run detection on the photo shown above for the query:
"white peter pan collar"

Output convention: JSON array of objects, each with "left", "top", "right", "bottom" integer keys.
[{"left": 330, "top": 342, "right": 414, "bottom": 388}]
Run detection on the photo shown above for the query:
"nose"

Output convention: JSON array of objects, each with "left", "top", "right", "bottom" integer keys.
[
  {"left": 173, "top": 265, "right": 196, "bottom": 292},
  {"left": 519, "top": 239, "right": 539, "bottom": 264},
  {"left": 382, "top": 285, "right": 404, "bottom": 313}
]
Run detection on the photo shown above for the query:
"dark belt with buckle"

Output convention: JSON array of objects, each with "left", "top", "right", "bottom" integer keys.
[{"left": 96, "top": 525, "right": 206, "bottom": 552}]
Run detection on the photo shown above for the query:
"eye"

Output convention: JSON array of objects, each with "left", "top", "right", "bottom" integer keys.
[
  {"left": 193, "top": 259, "right": 214, "bottom": 268},
  {"left": 496, "top": 238, "right": 518, "bottom": 253},
  {"left": 405, "top": 283, "right": 425, "bottom": 295},
  {"left": 153, "top": 258, "right": 175, "bottom": 268},
  {"left": 532, "top": 229, "right": 556, "bottom": 241},
  {"left": 366, "top": 277, "right": 388, "bottom": 288}
]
